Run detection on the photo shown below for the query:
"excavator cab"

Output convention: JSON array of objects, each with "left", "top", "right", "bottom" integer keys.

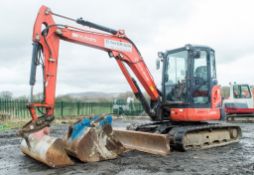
[
  {"left": 130, "top": 45, "right": 241, "bottom": 151},
  {"left": 158, "top": 45, "right": 221, "bottom": 121}
]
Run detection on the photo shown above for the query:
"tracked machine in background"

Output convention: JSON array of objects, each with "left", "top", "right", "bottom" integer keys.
[
  {"left": 223, "top": 83, "right": 254, "bottom": 122},
  {"left": 19, "top": 6, "right": 241, "bottom": 167}
]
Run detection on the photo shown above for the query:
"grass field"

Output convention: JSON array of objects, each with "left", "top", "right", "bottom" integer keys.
[{"left": 0, "top": 119, "right": 27, "bottom": 131}]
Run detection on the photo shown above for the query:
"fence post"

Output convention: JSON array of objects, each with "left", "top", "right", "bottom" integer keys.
[
  {"left": 4, "top": 98, "right": 6, "bottom": 113},
  {"left": 77, "top": 101, "right": 80, "bottom": 116},
  {"left": 61, "top": 101, "right": 64, "bottom": 117},
  {"left": 21, "top": 100, "right": 23, "bottom": 118}
]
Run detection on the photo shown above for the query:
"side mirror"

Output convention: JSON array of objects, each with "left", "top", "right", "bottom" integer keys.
[
  {"left": 156, "top": 58, "right": 161, "bottom": 70},
  {"left": 158, "top": 52, "right": 164, "bottom": 58},
  {"left": 156, "top": 52, "right": 164, "bottom": 70},
  {"left": 212, "top": 79, "right": 218, "bottom": 85}
]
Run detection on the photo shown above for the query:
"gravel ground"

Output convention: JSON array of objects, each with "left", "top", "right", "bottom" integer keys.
[{"left": 0, "top": 119, "right": 254, "bottom": 175}]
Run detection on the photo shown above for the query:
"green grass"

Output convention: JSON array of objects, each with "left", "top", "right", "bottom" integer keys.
[
  {"left": 0, "top": 124, "right": 9, "bottom": 131},
  {"left": 0, "top": 120, "right": 27, "bottom": 132}
]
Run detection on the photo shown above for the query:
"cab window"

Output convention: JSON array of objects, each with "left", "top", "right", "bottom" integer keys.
[{"left": 233, "top": 85, "right": 251, "bottom": 98}]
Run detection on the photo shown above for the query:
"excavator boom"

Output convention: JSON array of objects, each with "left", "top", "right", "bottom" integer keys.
[
  {"left": 29, "top": 6, "right": 160, "bottom": 121},
  {"left": 20, "top": 6, "right": 169, "bottom": 167}
]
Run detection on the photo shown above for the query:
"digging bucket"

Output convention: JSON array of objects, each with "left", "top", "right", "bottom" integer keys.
[
  {"left": 64, "top": 116, "right": 125, "bottom": 162},
  {"left": 20, "top": 128, "right": 73, "bottom": 168},
  {"left": 113, "top": 129, "right": 170, "bottom": 156}
]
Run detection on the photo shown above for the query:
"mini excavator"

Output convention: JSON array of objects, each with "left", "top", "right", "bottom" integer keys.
[
  {"left": 223, "top": 83, "right": 254, "bottom": 121},
  {"left": 19, "top": 6, "right": 241, "bottom": 167}
]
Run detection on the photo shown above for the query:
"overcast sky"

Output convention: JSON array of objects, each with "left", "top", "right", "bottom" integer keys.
[{"left": 0, "top": 0, "right": 253, "bottom": 97}]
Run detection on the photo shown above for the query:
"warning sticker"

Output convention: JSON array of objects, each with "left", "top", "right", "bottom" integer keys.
[{"left": 104, "top": 39, "right": 132, "bottom": 52}]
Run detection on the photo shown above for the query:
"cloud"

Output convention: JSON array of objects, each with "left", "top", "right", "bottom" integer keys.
[
  {"left": 0, "top": 0, "right": 253, "bottom": 97},
  {"left": 217, "top": 53, "right": 254, "bottom": 85}
]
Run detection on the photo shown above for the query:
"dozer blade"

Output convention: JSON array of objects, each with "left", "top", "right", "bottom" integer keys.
[
  {"left": 113, "top": 129, "right": 170, "bottom": 156},
  {"left": 20, "top": 128, "right": 73, "bottom": 168},
  {"left": 64, "top": 116, "right": 125, "bottom": 162}
]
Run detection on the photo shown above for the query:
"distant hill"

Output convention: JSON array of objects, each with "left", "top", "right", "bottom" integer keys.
[
  {"left": 56, "top": 91, "right": 136, "bottom": 102},
  {"left": 68, "top": 92, "right": 119, "bottom": 99}
]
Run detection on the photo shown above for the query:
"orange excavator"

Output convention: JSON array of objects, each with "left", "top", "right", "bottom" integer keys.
[{"left": 19, "top": 6, "right": 241, "bottom": 167}]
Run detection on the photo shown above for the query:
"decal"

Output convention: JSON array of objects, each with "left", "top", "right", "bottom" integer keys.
[
  {"left": 72, "top": 33, "right": 97, "bottom": 42},
  {"left": 104, "top": 39, "right": 132, "bottom": 52}
]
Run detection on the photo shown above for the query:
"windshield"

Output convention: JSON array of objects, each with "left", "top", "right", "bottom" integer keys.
[
  {"left": 164, "top": 50, "right": 188, "bottom": 103},
  {"left": 233, "top": 85, "right": 251, "bottom": 98},
  {"left": 163, "top": 47, "right": 213, "bottom": 107}
]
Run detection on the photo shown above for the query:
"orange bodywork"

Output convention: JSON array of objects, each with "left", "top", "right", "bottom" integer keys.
[
  {"left": 170, "top": 108, "right": 220, "bottom": 121},
  {"left": 29, "top": 5, "right": 159, "bottom": 121},
  {"left": 170, "top": 85, "right": 222, "bottom": 121}
]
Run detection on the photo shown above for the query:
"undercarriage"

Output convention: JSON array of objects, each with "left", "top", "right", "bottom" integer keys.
[{"left": 127, "top": 121, "right": 241, "bottom": 151}]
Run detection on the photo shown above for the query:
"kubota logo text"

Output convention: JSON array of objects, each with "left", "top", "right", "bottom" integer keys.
[{"left": 72, "top": 33, "right": 97, "bottom": 43}]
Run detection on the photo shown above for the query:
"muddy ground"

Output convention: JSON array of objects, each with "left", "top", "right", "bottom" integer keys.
[{"left": 0, "top": 119, "right": 254, "bottom": 175}]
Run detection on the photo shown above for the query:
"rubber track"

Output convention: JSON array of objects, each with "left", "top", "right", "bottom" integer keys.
[{"left": 168, "top": 124, "right": 242, "bottom": 151}]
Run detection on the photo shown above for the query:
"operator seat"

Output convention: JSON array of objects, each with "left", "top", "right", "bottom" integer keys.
[
  {"left": 193, "top": 66, "right": 209, "bottom": 104},
  {"left": 195, "top": 66, "right": 208, "bottom": 81}
]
